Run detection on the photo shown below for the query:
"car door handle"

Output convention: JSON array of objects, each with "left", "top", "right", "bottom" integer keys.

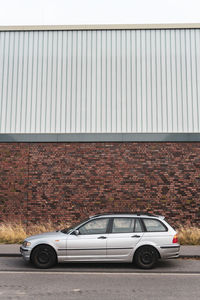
[
  {"left": 98, "top": 236, "right": 107, "bottom": 239},
  {"left": 131, "top": 235, "right": 141, "bottom": 238}
]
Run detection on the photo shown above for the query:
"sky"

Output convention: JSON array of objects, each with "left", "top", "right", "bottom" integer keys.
[{"left": 0, "top": 0, "right": 200, "bottom": 26}]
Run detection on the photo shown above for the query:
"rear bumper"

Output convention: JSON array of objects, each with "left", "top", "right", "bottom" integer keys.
[
  {"left": 20, "top": 246, "right": 31, "bottom": 262},
  {"left": 159, "top": 245, "right": 180, "bottom": 259}
]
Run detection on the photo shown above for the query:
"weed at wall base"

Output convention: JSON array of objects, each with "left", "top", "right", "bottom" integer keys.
[
  {"left": 0, "top": 222, "right": 71, "bottom": 244},
  {"left": 177, "top": 226, "right": 200, "bottom": 246},
  {"left": 0, "top": 222, "right": 200, "bottom": 245}
]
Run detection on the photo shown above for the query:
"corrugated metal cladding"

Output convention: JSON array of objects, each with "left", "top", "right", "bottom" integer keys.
[{"left": 0, "top": 29, "right": 200, "bottom": 134}]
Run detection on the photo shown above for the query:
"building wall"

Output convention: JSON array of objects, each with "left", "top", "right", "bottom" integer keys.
[
  {"left": 0, "top": 142, "right": 199, "bottom": 226},
  {"left": 1, "top": 29, "right": 200, "bottom": 134}
]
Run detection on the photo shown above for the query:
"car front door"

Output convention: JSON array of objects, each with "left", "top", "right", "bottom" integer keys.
[
  {"left": 65, "top": 218, "right": 109, "bottom": 261},
  {"left": 107, "top": 217, "right": 143, "bottom": 261}
]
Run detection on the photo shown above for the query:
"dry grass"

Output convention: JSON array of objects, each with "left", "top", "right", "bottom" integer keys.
[
  {"left": 0, "top": 222, "right": 71, "bottom": 244},
  {"left": 0, "top": 222, "right": 200, "bottom": 245},
  {"left": 177, "top": 226, "right": 200, "bottom": 245}
]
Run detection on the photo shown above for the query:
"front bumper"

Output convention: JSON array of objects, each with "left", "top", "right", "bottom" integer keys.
[
  {"left": 20, "top": 246, "right": 31, "bottom": 261},
  {"left": 159, "top": 245, "right": 180, "bottom": 259}
]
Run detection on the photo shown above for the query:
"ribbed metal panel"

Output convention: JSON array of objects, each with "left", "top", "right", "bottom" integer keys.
[{"left": 0, "top": 29, "right": 200, "bottom": 133}]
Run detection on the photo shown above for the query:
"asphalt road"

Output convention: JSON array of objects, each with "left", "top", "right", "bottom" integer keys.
[
  {"left": 0, "top": 272, "right": 200, "bottom": 300},
  {"left": 0, "top": 258, "right": 199, "bottom": 299},
  {"left": 0, "top": 257, "right": 200, "bottom": 273}
]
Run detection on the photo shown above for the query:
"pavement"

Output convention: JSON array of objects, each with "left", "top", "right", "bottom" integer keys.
[{"left": 0, "top": 244, "right": 199, "bottom": 258}]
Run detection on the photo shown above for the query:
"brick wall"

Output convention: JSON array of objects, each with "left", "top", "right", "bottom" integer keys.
[{"left": 0, "top": 142, "right": 200, "bottom": 226}]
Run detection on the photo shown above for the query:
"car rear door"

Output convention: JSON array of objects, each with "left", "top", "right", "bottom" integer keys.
[
  {"left": 140, "top": 218, "right": 172, "bottom": 245},
  {"left": 65, "top": 218, "right": 109, "bottom": 261},
  {"left": 106, "top": 217, "right": 143, "bottom": 261}
]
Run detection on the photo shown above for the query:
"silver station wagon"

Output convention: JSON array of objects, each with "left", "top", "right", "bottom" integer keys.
[{"left": 20, "top": 213, "right": 180, "bottom": 269}]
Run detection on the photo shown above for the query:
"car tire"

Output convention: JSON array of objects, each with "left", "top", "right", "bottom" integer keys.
[
  {"left": 31, "top": 245, "right": 57, "bottom": 269},
  {"left": 134, "top": 246, "right": 158, "bottom": 269}
]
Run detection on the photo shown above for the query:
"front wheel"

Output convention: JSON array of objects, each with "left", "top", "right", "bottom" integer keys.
[
  {"left": 134, "top": 246, "right": 158, "bottom": 269},
  {"left": 31, "top": 245, "right": 57, "bottom": 269}
]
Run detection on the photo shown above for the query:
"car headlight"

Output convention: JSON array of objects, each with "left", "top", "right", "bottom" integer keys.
[{"left": 22, "top": 241, "right": 31, "bottom": 247}]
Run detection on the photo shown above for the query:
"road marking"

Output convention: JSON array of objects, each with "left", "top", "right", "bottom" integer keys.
[{"left": 0, "top": 271, "right": 199, "bottom": 276}]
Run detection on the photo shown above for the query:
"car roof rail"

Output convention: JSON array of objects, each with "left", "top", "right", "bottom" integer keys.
[
  {"left": 89, "top": 212, "right": 159, "bottom": 218},
  {"left": 135, "top": 212, "right": 165, "bottom": 219},
  {"left": 135, "top": 212, "right": 157, "bottom": 217}
]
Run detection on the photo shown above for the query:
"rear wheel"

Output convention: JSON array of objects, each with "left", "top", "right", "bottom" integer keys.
[
  {"left": 31, "top": 245, "right": 57, "bottom": 269},
  {"left": 134, "top": 246, "right": 158, "bottom": 269}
]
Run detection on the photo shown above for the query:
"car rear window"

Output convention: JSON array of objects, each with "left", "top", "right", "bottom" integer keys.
[
  {"left": 135, "top": 219, "right": 143, "bottom": 232},
  {"left": 112, "top": 218, "right": 135, "bottom": 233},
  {"left": 142, "top": 218, "right": 167, "bottom": 232},
  {"left": 111, "top": 218, "right": 143, "bottom": 233}
]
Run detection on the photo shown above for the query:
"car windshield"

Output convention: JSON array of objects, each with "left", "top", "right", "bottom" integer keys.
[{"left": 60, "top": 218, "right": 88, "bottom": 234}]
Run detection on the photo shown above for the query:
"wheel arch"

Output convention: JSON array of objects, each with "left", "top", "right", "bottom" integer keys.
[
  {"left": 30, "top": 243, "right": 58, "bottom": 263},
  {"left": 133, "top": 244, "right": 161, "bottom": 262}
]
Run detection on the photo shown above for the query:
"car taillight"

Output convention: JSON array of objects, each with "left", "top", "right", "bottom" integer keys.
[{"left": 173, "top": 234, "right": 178, "bottom": 243}]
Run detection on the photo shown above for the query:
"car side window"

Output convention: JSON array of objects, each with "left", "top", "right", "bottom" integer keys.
[
  {"left": 78, "top": 218, "right": 109, "bottom": 235},
  {"left": 142, "top": 218, "right": 167, "bottom": 232},
  {"left": 135, "top": 219, "right": 143, "bottom": 232},
  {"left": 111, "top": 218, "right": 135, "bottom": 233}
]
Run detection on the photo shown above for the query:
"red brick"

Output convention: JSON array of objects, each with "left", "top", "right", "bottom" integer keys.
[{"left": 0, "top": 142, "right": 200, "bottom": 226}]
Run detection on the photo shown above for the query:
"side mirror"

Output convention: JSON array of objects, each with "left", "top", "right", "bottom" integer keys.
[{"left": 74, "top": 229, "right": 79, "bottom": 236}]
